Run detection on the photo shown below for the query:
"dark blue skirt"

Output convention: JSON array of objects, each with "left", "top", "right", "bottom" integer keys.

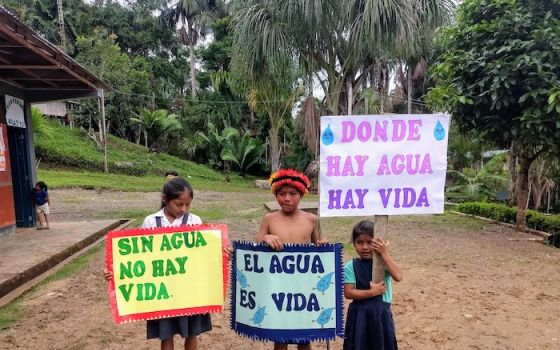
[
  {"left": 344, "top": 296, "right": 397, "bottom": 350},
  {"left": 147, "top": 314, "right": 212, "bottom": 340}
]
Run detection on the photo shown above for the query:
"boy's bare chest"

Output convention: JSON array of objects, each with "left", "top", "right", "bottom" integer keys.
[{"left": 268, "top": 216, "right": 313, "bottom": 244}]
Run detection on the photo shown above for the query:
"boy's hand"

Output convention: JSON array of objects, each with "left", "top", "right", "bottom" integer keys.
[
  {"left": 316, "top": 238, "right": 329, "bottom": 246},
  {"left": 103, "top": 268, "right": 113, "bottom": 281},
  {"left": 372, "top": 237, "right": 389, "bottom": 257},
  {"left": 369, "top": 281, "right": 386, "bottom": 297},
  {"left": 263, "top": 234, "right": 283, "bottom": 251}
]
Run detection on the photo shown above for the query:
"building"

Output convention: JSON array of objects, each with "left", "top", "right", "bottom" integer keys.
[{"left": 0, "top": 6, "right": 110, "bottom": 235}]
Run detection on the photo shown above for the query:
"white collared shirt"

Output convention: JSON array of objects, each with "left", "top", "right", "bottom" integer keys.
[{"left": 142, "top": 208, "right": 202, "bottom": 229}]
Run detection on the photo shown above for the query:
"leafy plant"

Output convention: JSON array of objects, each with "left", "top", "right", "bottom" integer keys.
[
  {"left": 31, "top": 107, "right": 54, "bottom": 139},
  {"left": 130, "top": 108, "right": 182, "bottom": 150},
  {"left": 220, "top": 129, "right": 265, "bottom": 176},
  {"left": 447, "top": 154, "right": 508, "bottom": 202}
]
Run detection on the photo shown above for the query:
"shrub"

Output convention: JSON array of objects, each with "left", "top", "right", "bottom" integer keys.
[{"left": 455, "top": 202, "right": 560, "bottom": 246}]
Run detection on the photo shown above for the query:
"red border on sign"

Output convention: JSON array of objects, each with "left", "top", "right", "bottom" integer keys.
[{"left": 105, "top": 223, "right": 229, "bottom": 324}]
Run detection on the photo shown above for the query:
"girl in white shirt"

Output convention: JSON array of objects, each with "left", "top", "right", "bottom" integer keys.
[
  {"left": 144, "top": 177, "right": 210, "bottom": 350},
  {"left": 106, "top": 177, "right": 210, "bottom": 350}
]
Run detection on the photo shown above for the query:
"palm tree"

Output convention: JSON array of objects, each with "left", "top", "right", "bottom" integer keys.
[
  {"left": 447, "top": 155, "right": 508, "bottom": 202},
  {"left": 160, "top": 0, "right": 225, "bottom": 98},
  {"left": 394, "top": 0, "right": 456, "bottom": 113},
  {"left": 220, "top": 128, "right": 265, "bottom": 176},
  {"left": 246, "top": 68, "right": 304, "bottom": 172},
  {"left": 232, "top": 0, "right": 455, "bottom": 116},
  {"left": 130, "top": 108, "right": 182, "bottom": 150}
]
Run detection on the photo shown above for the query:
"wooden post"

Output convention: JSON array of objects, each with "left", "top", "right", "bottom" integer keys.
[
  {"left": 100, "top": 89, "right": 108, "bottom": 173},
  {"left": 373, "top": 215, "right": 388, "bottom": 283}
]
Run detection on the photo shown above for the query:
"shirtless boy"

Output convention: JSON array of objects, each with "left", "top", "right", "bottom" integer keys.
[{"left": 256, "top": 169, "right": 326, "bottom": 350}]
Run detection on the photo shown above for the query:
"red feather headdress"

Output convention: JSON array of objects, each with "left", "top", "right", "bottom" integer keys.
[{"left": 268, "top": 169, "right": 310, "bottom": 194}]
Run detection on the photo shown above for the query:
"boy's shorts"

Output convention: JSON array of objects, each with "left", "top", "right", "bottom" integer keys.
[{"left": 36, "top": 203, "right": 50, "bottom": 215}]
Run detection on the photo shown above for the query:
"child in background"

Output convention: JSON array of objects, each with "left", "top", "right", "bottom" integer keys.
[
  {"left": 105, "top": 177, "right": 210, "bottom": 350},
  {"left": 165, "top": 170, "right": 179, "bottom": 182},
  {"left": 33, "top": 181, "right": 50, "bottom": 229},
  {"left": 256, "top": 169, "right": 326, "bottom": 350},
  {"left": 343, "top": 220, "right": 403, "bottom": 350}
]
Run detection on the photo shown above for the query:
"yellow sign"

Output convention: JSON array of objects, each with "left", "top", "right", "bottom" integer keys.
[{"left": 106, "top": 224, "right": 228, "bottom": 324}]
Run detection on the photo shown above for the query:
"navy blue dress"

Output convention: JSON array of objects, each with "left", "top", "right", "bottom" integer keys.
[
  {"left": 344, "top": 259, "right": 397, "bottom": 350},
  {"left": 146, "top": 214, "right": 212, "bottom": 340}
]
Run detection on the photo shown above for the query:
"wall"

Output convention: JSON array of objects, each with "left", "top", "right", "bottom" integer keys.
[{"left": 0, "top": 87, "right": 16, "bottom": 235}]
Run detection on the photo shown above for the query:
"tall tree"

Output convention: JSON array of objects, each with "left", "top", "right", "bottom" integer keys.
[
  {"left": 427, "top": 0, "right": 560, "bottom": 230},
  {"left": 232, "top": 0, "right": 455, "bottom": 115},
  {"left": 160, "top": 0, "right": 225, "bottom": 98}
]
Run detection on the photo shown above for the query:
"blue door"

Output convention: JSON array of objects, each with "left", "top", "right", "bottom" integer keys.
[{"left": 8, "top": 126, "right": 35, "bottom": 227}]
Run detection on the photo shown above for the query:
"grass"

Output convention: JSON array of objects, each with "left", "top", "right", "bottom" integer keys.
[
  {"left": 35, "top": 120, "right": 258, "bottom": 191},
  {"left": 0, "top": 300, "right": 23, "bottom": 330},
  {"left": 38, "top": 169, "right": 256, "bottom": 192}
]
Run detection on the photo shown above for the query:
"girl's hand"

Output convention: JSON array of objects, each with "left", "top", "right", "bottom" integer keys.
[
  {"left": 372, "top": 237, "right": 389, "bottom": 257},
  {"left": 263, "top": 234, "right": 283, "bottom": 251},
  {"left": 369, "top": 281, "right": 386, "bottom": 297},
  {"left": 316, "top": 238, "right": 329, "bottom": 246},
  {"left": 103, "top": 268, "right": 113, "bottom": 281}
]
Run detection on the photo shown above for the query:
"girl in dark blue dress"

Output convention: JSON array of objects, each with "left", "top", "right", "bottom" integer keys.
[{"left": 343, "top": 220, "right": 403, "bottom": 350}]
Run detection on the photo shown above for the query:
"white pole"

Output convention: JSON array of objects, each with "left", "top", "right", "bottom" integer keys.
[{"left": 100, "top": 89, "right": 108, "bottom": 173}]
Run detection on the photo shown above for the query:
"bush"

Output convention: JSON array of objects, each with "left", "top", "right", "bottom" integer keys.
[{"left": 455, "top": 202, "right": 560, "bottom": 246}]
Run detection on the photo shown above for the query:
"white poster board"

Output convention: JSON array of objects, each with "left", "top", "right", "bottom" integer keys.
[
  {"left": 319, "top": 114, "right": 449, "bottom": 217},
  {"left": 5, "top": 95, "right": 26, "bottom": 128}
]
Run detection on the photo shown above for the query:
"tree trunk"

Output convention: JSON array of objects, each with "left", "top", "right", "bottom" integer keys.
[
  {"left": 189, "top": 40, "right": 197, "bottom": 98},
  {"left": 248, "top": 106, "right": 254, "bottom": 132},
  {"left": 515, "top": 150, "right": 530, "bottom": 231},
  {"left": 508, "top": 142, "right": 517, "bottom": 205},
  {"left": 268, "top": 127, "right": 281, "bottom": 172},
  {"left": 407, "top": 64, "right": 413, "bottom": 114},
  {"left": 144, "top": 130, "right": 148, "bottom": 148}
]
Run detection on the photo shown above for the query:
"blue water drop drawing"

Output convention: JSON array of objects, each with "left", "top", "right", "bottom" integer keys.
[
  {"left": 434, "top": 120, "right": 446, "bottom": 141},
  {"left": 321, "top": 124, "right": 334, "bottom": 145},
  {"left": 315, "top": 308, "right": 335, "bottom": 327},
  {"left": 237, "top": 268, "right": 249, "bottom": 288},
  {"left": 314, "top": 272, "right": 334, "bottom": 294},
  {"left": 250, "top": 306, "right": 267, "bottom": 327}
]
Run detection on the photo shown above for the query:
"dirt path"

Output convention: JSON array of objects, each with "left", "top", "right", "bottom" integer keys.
[{"left": 1, "top": 189, "right": 559, "bottom": 349}]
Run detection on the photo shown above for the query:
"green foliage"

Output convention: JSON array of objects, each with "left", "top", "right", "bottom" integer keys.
[
  {"left": 455, "top": 202, "right": 560, "bottom": 243},
  {"left": 33, "top": 120, "right": 250, "bottom": 186},
  {"left": 195, "top": 122, "right": 228, "bottom": 169},
  {"left": 446, "top": 154, "right": 508, "bottom": 202},
  {"left": 31, "top": 107, "right": 54, "bottom": 139},
  {"left": 220, "top": 128, "right": 265, "bottom": 176},
  {"left": 447, "top": 123, "right": 488, "bottom": 171},
  {"left": 232, "top": 0, "right": 456, "bottom": 115},
  {"left": 130, "top": 109, "right": 182, "bottom": 149},
  {"left": 428, "top": 0, "right": 560, "bottom": 151}
]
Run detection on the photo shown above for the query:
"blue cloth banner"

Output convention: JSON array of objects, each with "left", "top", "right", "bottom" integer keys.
[{"left": 231, "top": 241, "right": 344, "bottom": 343}]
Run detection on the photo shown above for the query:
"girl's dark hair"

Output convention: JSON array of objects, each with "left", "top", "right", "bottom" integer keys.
[
  {"left": 161, "top": 177, "right": 193, "bottom": 208},
  {"left": 352, "top": 220, "right": 374, "bottom": 242},
  {"left": 165, "top": 170, "right": 179, "bottom": 177},
  {"left": 36, "top": 181, "right": 47, "bottom": 191}
]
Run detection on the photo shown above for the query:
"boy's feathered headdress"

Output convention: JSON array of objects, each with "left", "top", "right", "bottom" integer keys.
[{"left": 268, "top": 169, "right": 310, "bottom": 194}]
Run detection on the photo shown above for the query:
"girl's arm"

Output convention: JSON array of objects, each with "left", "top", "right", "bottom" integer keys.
[
  {"left": 372, "top": 238, "right": 403, "bottom": 282},
  {"left": 344, "top": 282, "right": 386, "bottom": 300}
]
